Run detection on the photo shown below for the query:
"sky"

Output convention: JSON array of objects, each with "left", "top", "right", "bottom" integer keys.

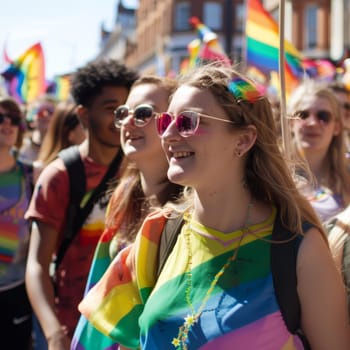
[{"left": 0, "top": 0, "right": 138, "bottom": 80}]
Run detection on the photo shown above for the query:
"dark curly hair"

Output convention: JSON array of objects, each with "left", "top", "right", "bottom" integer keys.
[{"left": 70, "top": 59, "right": 139, "bottom": 107}]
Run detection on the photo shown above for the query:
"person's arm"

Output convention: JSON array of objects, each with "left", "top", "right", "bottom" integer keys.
[
  {"left": 26, "top": 220, "right": 70, "bottom": 350},
  {"left": 297, "top": 227, "right": 350, "bottom": 349},
  {"left": 32, "top": 160, "right": 44, "bottom": 185}
]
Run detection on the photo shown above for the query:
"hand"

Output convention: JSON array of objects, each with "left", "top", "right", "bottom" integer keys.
[{"left": 47, "top": 327, "right": 70, "bottom": 350}]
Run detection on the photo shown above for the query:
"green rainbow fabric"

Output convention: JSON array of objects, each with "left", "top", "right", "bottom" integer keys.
[{"left": 79, "top": 208, "right": 305, "bottom": 349}]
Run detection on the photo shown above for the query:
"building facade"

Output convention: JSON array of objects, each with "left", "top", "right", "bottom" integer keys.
[
  {"left": 100, "top": 0, "right": 350, "bottom": 74},
  {"left": 101, "top": 0, "right": 245, "bottom": 74},
  {"left": 265, "top": 0, "right": 350, "bottom": 61}
]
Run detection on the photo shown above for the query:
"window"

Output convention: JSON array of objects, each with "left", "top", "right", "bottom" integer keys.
[
  {"left": 305, "top": 5, "right": 317, "bottom": 49},
  {"left": 203, "top": 2, "right": 222, "bottom": 30},
  {"left": 235, "top": 3, "right": 244, "bottom": 34},
  {"left": 174, "top": 1, "right": 191, "bottom": 31}
]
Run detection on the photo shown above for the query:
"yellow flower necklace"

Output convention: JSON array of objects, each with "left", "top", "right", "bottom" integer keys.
[{"left": 171, "top": 201, "right": 253, "bottom": 349}]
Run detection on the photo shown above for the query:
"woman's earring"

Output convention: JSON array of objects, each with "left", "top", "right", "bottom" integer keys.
[{"left": 236, "top": 151, "right": 241, "bottom": 157}]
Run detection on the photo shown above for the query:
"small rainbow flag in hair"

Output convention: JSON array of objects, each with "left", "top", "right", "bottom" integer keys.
[
  {"left": 228, "top": 77, "right": 261, "bottom": 102},
  {"left": 1, "top": 42, "right": 46, "bottom": 104}
]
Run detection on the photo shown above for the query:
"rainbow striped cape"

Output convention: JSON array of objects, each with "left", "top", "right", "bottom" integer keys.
[{"left": 79, "top": 208, "right": 304, "bottom": 349}]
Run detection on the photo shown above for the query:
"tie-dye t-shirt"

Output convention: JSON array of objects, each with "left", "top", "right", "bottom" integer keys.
[
  {"left": 0, "top": 164, "right": 31, "bottom": 290},
  {"left": 79, "top": 208, "right": 305, "bottom": 350}
]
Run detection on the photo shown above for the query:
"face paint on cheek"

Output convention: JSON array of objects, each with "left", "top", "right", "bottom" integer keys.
[{"left": 192, "top": 126, "right": 209, "bottom": 136}]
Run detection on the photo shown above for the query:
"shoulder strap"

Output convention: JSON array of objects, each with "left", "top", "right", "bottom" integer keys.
[
  {"left": 157, "top": 211, "right": 312, "bottom": 347},
  {"left": 54, "top": 146, "right": 86, "bottom": 270},
  {"left": 54, "top": 147, "right": 124, "bottom": 271},
  {"left": 59, "top": 145, "right": 86, "bottom": 204},
  {"left": 271, "top": 216, "right": 312, "bottom": 349},
  {"left": 17, "top": 160, "right": 34, "bottom": 197},
  {"left": 156, "top": 215, "right": 184, "bottom": 278},
  {"left": 74, "top": 148, "right": 124, "bottom": 232}
]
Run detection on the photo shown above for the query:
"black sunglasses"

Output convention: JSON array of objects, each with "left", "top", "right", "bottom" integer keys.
[
  {"left": 114, "top": 104, "right": 158, "bottom": 128},
  {"left": 294, "top": 109, "right": 333, "bottom": 124},
  {"left": 0, "top": 113, "right": 22, "bottom": 126}
]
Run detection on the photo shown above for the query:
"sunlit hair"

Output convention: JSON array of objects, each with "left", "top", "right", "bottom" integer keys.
[
  {"left": 105, "top": 76, "right": 182, "bottom": 242},
  {"left": 37, "top": 101, "right": 82, "bottom": 166},
  {"left": 0, "top": 97, "right": 25, "bottom": 149},
  {"left": 288, "top": 82, "right": 350, "bottom": 205},
  {"left": 174, "top": 64, "right": 323, "bottom": 236}
]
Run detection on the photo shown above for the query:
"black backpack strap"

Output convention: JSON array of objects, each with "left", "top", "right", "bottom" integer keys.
[
  {"left": 54, "top": 147, "right": 124, "bottom": 271},
  {"left": 73, "top": 147, "right": 124, "bottom": 232},
  {"left": 17, "top": 160, "right": 34, "bottom": 197},
  {"left": 55, "top": 146, "right": 86, "bottom": 270},
  {"left": 271, "top": 215, "right": 312, "bottom": 349},
  {"left": 156, "top": 215, "right": 184, "bottom": 278}
]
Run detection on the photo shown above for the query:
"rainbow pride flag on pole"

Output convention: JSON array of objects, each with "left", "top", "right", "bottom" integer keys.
[
  {"left": 1, "top": 42, "right": 46, "bottom": 104},
  {"left": 246, "top": 0, "right": 302, "bottom": 96},
  {"left": 180, "top": 17, "right": 231, "bottom": 73}
]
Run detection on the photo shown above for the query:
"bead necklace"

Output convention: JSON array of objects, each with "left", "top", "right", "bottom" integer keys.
[{"left": 171, "top": 201, "right": 253, "bottom": 349}]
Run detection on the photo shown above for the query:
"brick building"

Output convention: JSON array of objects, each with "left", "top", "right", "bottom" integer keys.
[{"left": 100, "top": 0, "right": 350, "bottom": 74}]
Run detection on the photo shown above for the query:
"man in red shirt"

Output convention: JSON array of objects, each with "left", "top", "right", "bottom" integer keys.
[{"left": 25, "top": 59, "right": 138, "bottom": 349}]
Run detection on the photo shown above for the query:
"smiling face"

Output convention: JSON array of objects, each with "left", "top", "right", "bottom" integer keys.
[
  {"left": 82, "top": 85, "right": 129, "bottom": 149},
  {"left": 120, "top": 83, "right": 169, "bottom": 163},
  {"left": 0, "top": 105, "right": 20, "bottom": 149},
  {"left": 292, "top": 94, "right": 341, "bottom": 157},
  {"left": 161, "top": 85, "right": 244, "bottom": 191}
]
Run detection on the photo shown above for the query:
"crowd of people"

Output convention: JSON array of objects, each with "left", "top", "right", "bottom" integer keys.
[{"left": 1, "top": 56, "right": 350, "bottom": 350}]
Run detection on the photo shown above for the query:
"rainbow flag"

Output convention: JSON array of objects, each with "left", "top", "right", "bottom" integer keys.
[
  {"left": 246, "top": 0, "right": 302, "bottom": 95},
  {"left": 302, "top": 59, "right": 336, "bottom": 81},
  {"left": 71, "top": 193, "right": 129, "bottom": 350},
  {"left": 191, "top": 17, "right": 231, "bottom": 66},
  {"left": 181, "top": 17, "right": 231, "bottom": 74},
  {"left": 79, "top": 208, "right": 304, "bottom": 349},
  {"left": 71, "top": 227, "right": 120, "bottom": 350},
  {"left": 47, "top": 74, "right": 71, "bottom": 101},
  {"left": 1, "top": 42, "right": 46, "bottom": 104}
]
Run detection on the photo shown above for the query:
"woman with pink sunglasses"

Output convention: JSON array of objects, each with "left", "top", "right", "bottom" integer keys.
[{"left": 79, "top": 65, "right": 350, "bottom": 349}]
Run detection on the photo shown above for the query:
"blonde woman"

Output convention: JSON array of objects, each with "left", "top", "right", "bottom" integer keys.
[
  {"left": 289, "top": 82, "right": 350, "bottom": 222},
  {"left": 80, "top": 65, "right": 350, "bottom": 349}
]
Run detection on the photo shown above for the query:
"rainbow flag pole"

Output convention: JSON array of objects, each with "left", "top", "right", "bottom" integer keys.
[
  {"left": 246, "top": 0, "right": 303, "bottom": 156},
  {"left": 278, "top": 0, "right": 291, "bottom": 157}
]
